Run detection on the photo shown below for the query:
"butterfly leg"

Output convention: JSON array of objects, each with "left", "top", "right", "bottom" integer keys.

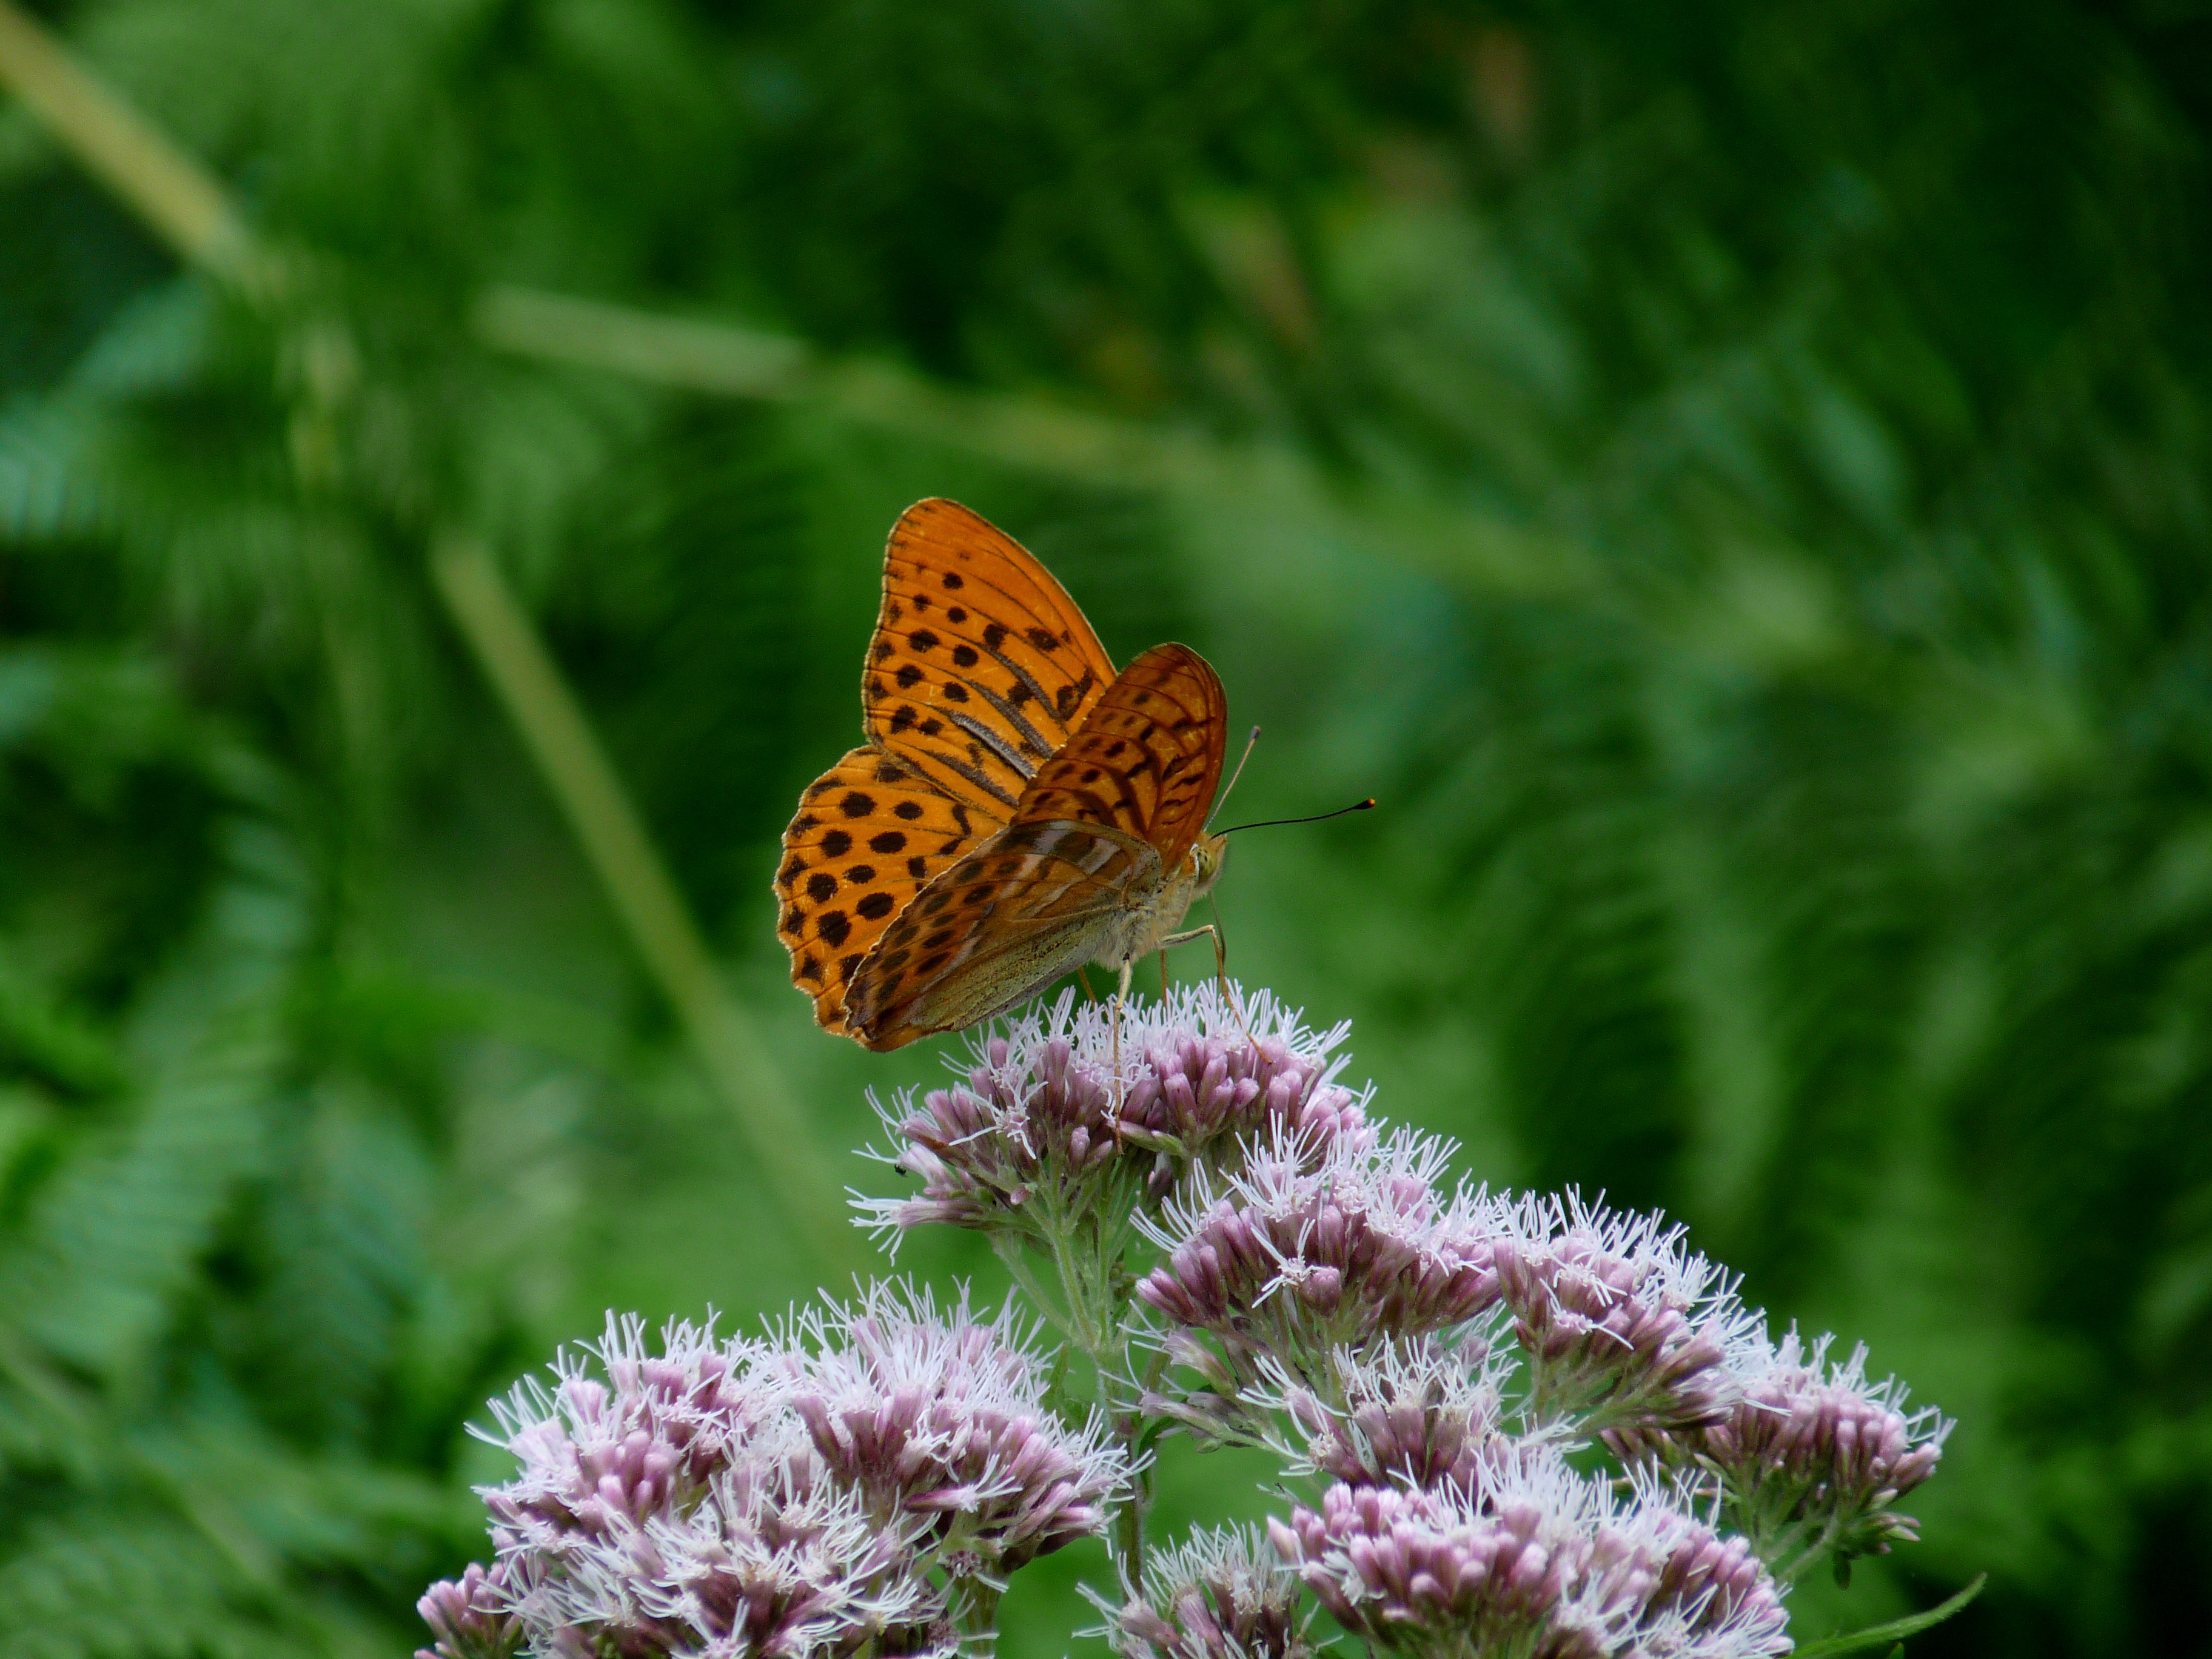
[
  {"left": 1078, "top": 965, "right": 1099, "bottom": 1005},
  {"left": 1112, "top": 957, "right": 1134, "bottom": 1099},
  {"left": 1156, "top": 925, "right": 1250, "bottom": 1042},
  {"left": 1159, "top": 950, "right": 1169, "bottom": 999}
]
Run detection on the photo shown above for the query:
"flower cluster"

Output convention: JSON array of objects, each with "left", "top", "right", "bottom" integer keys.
[
  {"left": 1272, "top": 1451, "right": 1791, "bottom": 1659},
  {"left": 1612, "top": 1327, "right": 1951, "bottom": 1579},
  {"left": 1136, "top": 1124, "right": 1499, "bottom": 1423},
  {"left": 422, "top": 1287, "right": 1127, "bottom": 1659},
  {"left": 857, "top": 985, "right": 1369, "bottom": 1242},
  {"left": 1256, "top": 1335, "right": 1514, "bottom": 1495},
  {"left": 1491, "top": 1191, "right": 1762, "bottom": 1438},
  {"left": 1088, "top": 1526, "right": 1313, "bottom": 1659},
  {"left": 777, "top": 1283, "right": 1128, "bottom": 1572},
  {"left": 428, "top": 983, "right": 1963, "bottom": 1659},
  {"left": 417, "top": 1563, "right": 522, "bottom": 1659}
]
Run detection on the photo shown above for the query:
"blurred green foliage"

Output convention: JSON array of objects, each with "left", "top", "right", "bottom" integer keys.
[{"left": 4, "top": 0, "right": 2210, "bottom": 1653}]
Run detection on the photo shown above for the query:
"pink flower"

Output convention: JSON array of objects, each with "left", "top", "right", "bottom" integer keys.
[
  {"left": 1631, "top": 1329, "right": 1951, "bottom": 1580},
  {"left": 856, "top": 984, "right": 1369, "bottom": 1244},
  {"left": 779, "top": 1282, "right": 1130, "bottom": 1572},
  {"left": 1137, "top": 1125, "right": 1500, "bottom": 1420},
  {"left": 1087, "top": 1525, "right": 1313, "bottom": 1659},
  {"left": 1270, "top": 1449, "right": 1791, "bottom": 1659},
  {"left": 1491, "top": 1192, "right": 1761, "bottom": 1438}
]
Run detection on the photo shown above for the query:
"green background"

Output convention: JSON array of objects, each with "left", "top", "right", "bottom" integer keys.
[{"left": 2, "top": 0, "right": 2207, "bottom": 1653}]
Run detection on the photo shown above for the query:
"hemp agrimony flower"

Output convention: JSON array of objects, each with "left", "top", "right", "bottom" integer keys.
[
  {"left": 1136, "top": 1124, "right": 1498, "bottom": 1432},
  {"left": 778, "top": 1281, "right": 1131, "bottom": 1573},
  {"left": 426, "top": 984, "right": 1967, "bottom": 1659},
  {"left": 1492, "top": 1191, "right": 1761, "bottom": 1438},
  {"left": 1612, "top": 1327, "right": 1952, "bottom": 1583},
  {"left": 1254, "top": 1334, "right": 1515, "bottom": 1493},
  {"left": 857, "top": 985, "right": 1370, "bottom": 1246},
  {"left": 1087, "top": 1524, "right": 1315, "bottom": 1659},
  {"left": 1272, "top": 1449, "right": 1791, "bottom": 1659}
]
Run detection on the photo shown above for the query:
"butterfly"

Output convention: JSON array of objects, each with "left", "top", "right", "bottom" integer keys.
[{"left": 774, "top": 498, "right": 1231, "bottom": 1051}]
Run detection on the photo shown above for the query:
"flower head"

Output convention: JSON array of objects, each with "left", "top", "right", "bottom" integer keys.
[
  {"left": 1651, "top": 1329, "right": 1950, "bottom": 1578},
  {"left": 1255, "top": 1334, "right": 1513, "bottom": 1495},
  {"left": 441, "top": 1285, "right": 1121, "bottom": 1659},
  {"left": 1492, "top": 1193, "right": 1761, "bottom": 1438},
  {"left": 417, "top": 1563, "right": 523, "bottom": 1659},
  {"left": 779, "top": 1281, "right": 1131, "bottom": 1572},
  {"left": 477, "top": 1315, "right": 784, "bottom": 1586},
  {"left": 1137, "top": 1125, "right": 1499, "bottom": 1424},
  {"left": 1269, "top": 1449, "right": 1789, "bottom": 1659},
  {"left": 632, "top": 1441, "right": 940, "bottom": 1659},
  {"left": 1088, "top": 1525, "right": 1314, "bottom": 1659},
  {"left": 856, "top": 985, "right": 1369, "bottom": 1244}
]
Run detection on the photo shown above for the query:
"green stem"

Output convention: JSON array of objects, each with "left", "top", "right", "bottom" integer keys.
[
  {"left": 432, "top": 540, "right": 860, "bottom": 1276},
  {"left": 0, "top": 0, "right": 862, "bottom": 1277},
  {"left": 990, "top": 1232, "right": 1083, "bottom": 1348}
]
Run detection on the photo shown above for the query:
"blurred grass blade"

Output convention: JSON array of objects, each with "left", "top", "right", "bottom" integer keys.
[
  {"left": 475, "top": 287, "right": 813, "bottom": 400},
  {"left": 1791, "top": 1577, "right": 1986, "bottom": 1657},
  {"left": 0, "top": 0, "right": 251, "bottom": 276},
  {"left": 477, "top": 286, "right": 1592, "bottom": 603},
  {"left": 434, "top": 538, "right": 857, "bottom": 1272},
  {"left": 0, "top": 0, "right": 857, "bottom": 1272}
]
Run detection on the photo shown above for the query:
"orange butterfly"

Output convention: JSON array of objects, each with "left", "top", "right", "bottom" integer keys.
[{"left": 775, "top": 499, "right": 1230, "bottom": 1051}]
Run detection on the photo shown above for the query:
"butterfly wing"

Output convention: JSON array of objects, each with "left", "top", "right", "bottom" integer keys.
[
  {"left": 1010, "top": 642, "right": 1228, "bottom": 869},
  {"left": 842, "top": 645, "right": 1231, "bottom": 1049},
  {"left": 864, "top": 498, "right": 1119, "bottom": 811},
  {"left": 781, "top": 499, "right": 1125, "bottom": 1039},
  {"left": 845, "top": 820, "right": 1163, "bottom": 1048},
  {"left": 775, "top": 746, "right": 998, "bottom": 1036}
]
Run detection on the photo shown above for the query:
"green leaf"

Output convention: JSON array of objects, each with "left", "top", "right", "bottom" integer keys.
[{"left": 1791, "top": 1577, "right": 1988, "bottom": 1657}]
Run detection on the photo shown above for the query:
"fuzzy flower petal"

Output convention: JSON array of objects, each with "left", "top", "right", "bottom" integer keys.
[
  {"left": 1632, "top": 1328, "right": 1951, "bottom": 1577},
  {"left": 1492, "top": 1192, "right": 1762, "bottom": 1438},
  {"left": 856, "top": 984, "right": 1370, "bottom": 1244},
  {"left": 1271, "top": 1449, "right": 1790, "bottom": 1659},
  {"left": 1087, "top": 1525, "right": 1314, "bottom": 1659},
  {"left": 417, "top": 1563, "right": 523, "bottom": 1659},
  {"left": 780, "top": 1281, "right": 1131, "bottom": 1571},
  {"left": 1137, "top": 1124, "right": 1500, "bottom": 1417}
]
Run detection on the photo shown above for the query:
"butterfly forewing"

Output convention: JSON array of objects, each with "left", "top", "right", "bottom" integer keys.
[
  {"left": 1010, "top": 643, "right": 1228, "bottom": 870},
  {"left": 782, "top": 498, "right": 1236, "bottom": 1051},
  {"left": 774, "top": 745, "right": 996, "bottom": 1034},
  {"left": 845, "top": 820, "right": 1161, "bottom": 1046},
  {"left": 865, "top": 498, "right": 1118, "bottom": 811}
]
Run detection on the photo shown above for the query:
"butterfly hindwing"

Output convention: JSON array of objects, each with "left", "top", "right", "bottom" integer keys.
[
  {"left": 864, "top": 499, "right": 1119, "bottom": 811},
  {"left": 782, "top": 500, "right": 1236, "bottom": 1051},
  {"left": 845, "top": 820, "right": 1161, "bottom": 1047},
  {"left": 775, "top": 745, "right": 996, "bottom": 1035},
  {"left": 1010, "top": 642, "right": 1228, "bottom": 870}
]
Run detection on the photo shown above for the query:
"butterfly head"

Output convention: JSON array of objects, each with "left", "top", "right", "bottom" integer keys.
[{"left": 1188, "top": 831, "right": 1229, "bottom": 898}]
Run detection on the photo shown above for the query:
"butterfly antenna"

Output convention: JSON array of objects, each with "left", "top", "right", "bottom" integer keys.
[
  {"left": 1206, "top": 725, "right": 1264, "bottom": 829},
  {"left": 1219, "top": 797, "right": 1376, "bottom": 836}
]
